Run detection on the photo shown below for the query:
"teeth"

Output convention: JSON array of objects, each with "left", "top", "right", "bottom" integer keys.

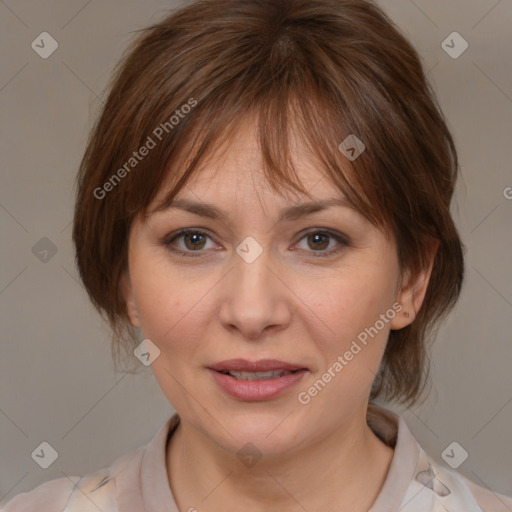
[{"left": 226, "top": 370, "right": 293, "bottom": 381}]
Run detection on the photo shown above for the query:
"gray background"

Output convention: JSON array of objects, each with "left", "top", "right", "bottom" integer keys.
[{"left": 1, "top": 0, "right": 511, "bottom": 505}]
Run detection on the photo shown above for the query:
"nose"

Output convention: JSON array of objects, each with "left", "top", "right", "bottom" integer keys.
[{"left": 218, "top": 247, "right": 292, "bottom": 340}]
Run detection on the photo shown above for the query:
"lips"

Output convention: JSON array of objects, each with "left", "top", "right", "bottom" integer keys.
[
  {"left": 207, "top": 366, "right": 308, "bottom": 401},
  {"left": 207, "top": 358, "right": 308, "bottom": 373}
]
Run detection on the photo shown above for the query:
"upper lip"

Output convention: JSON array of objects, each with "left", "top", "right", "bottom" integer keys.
[{"left": 208, "top": 359, "right": 308, "bottom": 372}]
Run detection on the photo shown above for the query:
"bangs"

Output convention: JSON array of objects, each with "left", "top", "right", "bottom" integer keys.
[{"left": 136, "top": 72, "right": 392, "bottom": 241}]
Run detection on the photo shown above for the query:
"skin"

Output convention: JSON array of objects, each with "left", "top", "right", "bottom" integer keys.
[{"left": 121, "top": 117, "right": 438, "bottom": 512}]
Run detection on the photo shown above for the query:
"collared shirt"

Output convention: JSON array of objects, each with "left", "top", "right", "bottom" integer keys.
[{"left": 2, "top": 404, "right": 511, "bottom": 511}]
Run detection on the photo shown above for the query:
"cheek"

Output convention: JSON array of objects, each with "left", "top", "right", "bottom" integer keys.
[
  {"left": 293, "top": 261, "right": 397, "bottom": 390},
  {"left": 130, "top": 257, "right": 216, "bottom": 354},
  {"left": 300, "top": 264, "right": 396, "bottom": 337},
  {"left": 135, "top": 283, "right": 190, "bottom": 342}
]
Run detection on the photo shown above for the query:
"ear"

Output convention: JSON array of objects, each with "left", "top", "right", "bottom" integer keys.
[
  {"left": 390, "top": 237, "right": 440, "bottom": 330},
  {"left": 119, "top": 271, "right": 141, "bottom": 328}
]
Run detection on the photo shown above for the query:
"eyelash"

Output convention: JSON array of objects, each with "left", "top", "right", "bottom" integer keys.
[{"left": 162, "top": 228, "right": 349, "bottom": 259}]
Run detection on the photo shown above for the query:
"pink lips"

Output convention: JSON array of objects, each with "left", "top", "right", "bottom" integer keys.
[{"left": 207, "top": 359, "right": 309, "bottom": 401}]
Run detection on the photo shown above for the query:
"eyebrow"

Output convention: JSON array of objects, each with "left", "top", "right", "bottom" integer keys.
[{"left": 151, "top": 196, "right": 359, "bottom": 223}]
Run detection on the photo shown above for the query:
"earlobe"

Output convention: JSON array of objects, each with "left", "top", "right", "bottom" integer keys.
[
  {"left": 391, "top": 238, "right": 440, "bottom": 330},
  {"left": 119, "top": 272, "right": 141, "bottom": 328}
]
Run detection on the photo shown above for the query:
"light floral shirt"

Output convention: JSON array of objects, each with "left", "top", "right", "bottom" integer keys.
[{"left": 2, "top": 404, "right": 511, "bottom": 511}]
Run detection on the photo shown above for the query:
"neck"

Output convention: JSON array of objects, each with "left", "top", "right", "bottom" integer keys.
[{"left": 166, "top": 405, "right": 394, "bottom": 512}]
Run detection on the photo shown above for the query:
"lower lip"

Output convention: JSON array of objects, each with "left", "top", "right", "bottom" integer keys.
[{"left": 207, "top": 368, "right": 308, "bottom": 401}]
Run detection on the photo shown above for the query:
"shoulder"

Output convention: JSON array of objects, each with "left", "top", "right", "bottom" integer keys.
[
  {"left": 2, "top": 415, "right": 177, "bottom": 512},
  {"left": 1, "top": 475, "right": 78, "bottom": 512},
  {"left": 1, "top": 416, "right": 175, "bottom": 512},
  {"left": 0, "top": 456, "right": 135, "bottom": 512},
  {"left": 414, "top": 453, "right": 512, "bottom": 512},
  {"left": 375, "top": 405, "right": 512, "bottom": 512},
  {"left": 460, "top": 474, "right": 512, "bottom": 512}
]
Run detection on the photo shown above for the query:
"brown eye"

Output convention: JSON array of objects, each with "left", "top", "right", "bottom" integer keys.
[
  {"left": 294, "top": 230, "right": 349, "bottom": 258},
  {"left": 164, "top": 229, "right": 216, "bottom": 257},
  {"left": 182, "top": 231, "right": 207, "bottom": 250},
  {"left": 306, "top": 233, "right": 330, "bottom": 251}
]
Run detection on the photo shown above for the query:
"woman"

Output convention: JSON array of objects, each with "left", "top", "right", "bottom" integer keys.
[{"left": 3, "top": 0, "right": 511, "bottom": 511}]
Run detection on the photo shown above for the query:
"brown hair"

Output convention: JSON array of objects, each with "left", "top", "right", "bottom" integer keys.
[{"left": 72, "top": 0, "right": 465, "bottom": 406}]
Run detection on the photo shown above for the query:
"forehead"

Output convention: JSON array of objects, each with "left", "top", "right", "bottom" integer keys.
[{"left": 150, "top": 116, "right": 350, "bottom": 212}]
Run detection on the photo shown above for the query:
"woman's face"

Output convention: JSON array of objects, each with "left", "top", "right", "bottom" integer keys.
[{"left": 121, "top": 120, "right": 430, "bottom": 457}]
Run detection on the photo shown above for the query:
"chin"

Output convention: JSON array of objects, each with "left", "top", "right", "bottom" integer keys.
[{"left": 210, "top": 407, "right": 303, "bottom": 450}]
